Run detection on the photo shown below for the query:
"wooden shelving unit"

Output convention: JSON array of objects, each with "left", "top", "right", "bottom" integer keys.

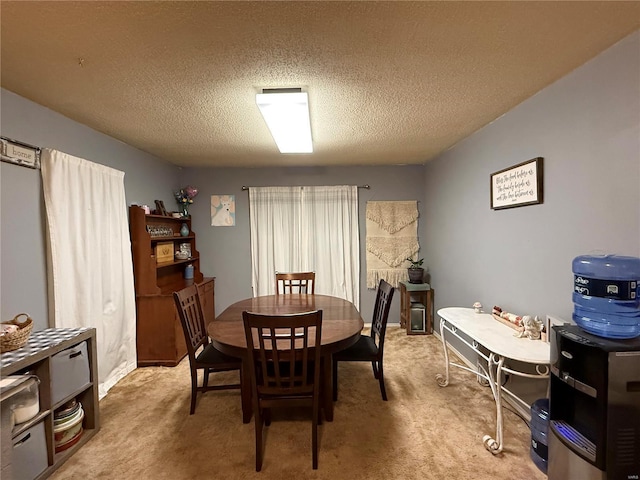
[
  {"left": 129, "top": 206, "right": 215, "bottom": 366},
  {"left": 399, "top": 281, "right": 434, "bottom": 335},
  {"left": 0, "top": 328, "right": 100, "bottom": 479}
]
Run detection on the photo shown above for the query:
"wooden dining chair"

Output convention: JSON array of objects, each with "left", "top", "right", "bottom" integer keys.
[
  {"left": 275, "top": 271, "right": 315, "bottom": 295},
  {"left": 242, "top": 309, "right": 323, "bottom": 471},
  {"left": 173, "top": 284, "right": 242, "bottom": 415},
  {"left": 333, "top": 279, "right": 394, "bottom": 401}
]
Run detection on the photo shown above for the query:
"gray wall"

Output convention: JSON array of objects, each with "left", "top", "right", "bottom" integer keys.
[
  {"left": 421, "top": 31, "right": 639, "bottom": 407},
  {"left": 1, "top": 89, "right": 181, "bottom": 330},
  {"left": 424, "top": 32, "right": 640, "bottom": 326},
  {"left": 182, "top": 165, "right": 426, "bottom": 324}
]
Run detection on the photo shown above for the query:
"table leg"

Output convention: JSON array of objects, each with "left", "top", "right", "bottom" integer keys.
[
  {"left": 322, "top": 354, "right": 334, "bottom": 421},
  {"left": 240, "top": 358, "right": 252, "bottom": 424},
  {"left": 435, "top": 318, "right": 450, "bottom": 387},
  {"left": 482, "top": 352, "right": 505, "bottom": 455}
]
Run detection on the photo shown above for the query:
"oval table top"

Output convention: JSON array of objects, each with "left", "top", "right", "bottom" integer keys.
[{"left": 209, "top": 294, "right": 364, "bottom": 357}]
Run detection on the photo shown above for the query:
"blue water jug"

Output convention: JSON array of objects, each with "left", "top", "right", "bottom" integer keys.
[
  {"left": 572, "top": 255, "right": 640, "bottom": 339},
  {"left": 530, "top": 398, "right": 549, "bottom": 474}
]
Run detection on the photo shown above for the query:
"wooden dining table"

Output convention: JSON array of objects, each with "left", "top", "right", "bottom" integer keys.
[{"left": 208, "top": 294, "right": 364, "bottom": 423}]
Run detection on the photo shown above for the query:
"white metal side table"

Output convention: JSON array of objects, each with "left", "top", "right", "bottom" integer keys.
[{"left": 436, "top": 307, "right": 550, "bottom": 454}]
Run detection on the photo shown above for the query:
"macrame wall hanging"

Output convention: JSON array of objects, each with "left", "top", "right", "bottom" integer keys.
[{"left": 366, "top": 200, "right": 419, "bottom": 288}]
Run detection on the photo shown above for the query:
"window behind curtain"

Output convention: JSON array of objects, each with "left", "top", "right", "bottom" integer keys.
[{"left": 248, "top": 185, "right": 360, "bottom": 309}]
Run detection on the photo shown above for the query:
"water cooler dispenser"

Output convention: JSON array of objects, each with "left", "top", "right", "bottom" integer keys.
[{"left": 548, "top": 325, "right": 640, "bottom": 480}]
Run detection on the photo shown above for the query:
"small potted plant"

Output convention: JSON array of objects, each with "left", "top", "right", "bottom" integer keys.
[{"left": 406, "top": 257, "right": 424, "bottom": 284}]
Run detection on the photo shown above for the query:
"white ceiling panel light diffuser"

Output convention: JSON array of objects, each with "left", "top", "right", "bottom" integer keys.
[{"left": 256, "top": 88, "right": 313, "bottom": 153}]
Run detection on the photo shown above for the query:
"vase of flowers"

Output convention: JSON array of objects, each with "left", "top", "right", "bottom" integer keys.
[{"left": 174, "top": 185, "right": 198, "bottom": 218}]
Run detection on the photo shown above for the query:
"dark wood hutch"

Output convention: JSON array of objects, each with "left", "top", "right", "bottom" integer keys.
[{"left": 128, "top": 205, "right": 215, "bottom": 366}]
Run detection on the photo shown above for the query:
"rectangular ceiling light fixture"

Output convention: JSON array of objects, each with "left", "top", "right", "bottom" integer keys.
[{"left": 256, "top": 88, "right": 313, "bottom": 153}]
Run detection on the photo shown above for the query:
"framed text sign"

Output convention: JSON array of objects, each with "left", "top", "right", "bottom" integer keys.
[
  {"left": 1, "top": 136, "right": 41, "bottom": 169},
  {"left": 490, "top": 157, "right": 543, "bottom": 210}
]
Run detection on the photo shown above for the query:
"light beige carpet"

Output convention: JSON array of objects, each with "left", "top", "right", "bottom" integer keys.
[{"left": 51, "top": 327, "right": 547, "bottom": 479}]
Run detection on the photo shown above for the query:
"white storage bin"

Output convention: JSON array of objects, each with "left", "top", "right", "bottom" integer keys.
[
  {"left": 12, "top": 420, "right": 48, "bottom": 480},
  {"left": 51, "top": 341, "right": 90, "bottom": 405},
  {"left": 10, "top": 375, "right": 40, "bottom": 425}
]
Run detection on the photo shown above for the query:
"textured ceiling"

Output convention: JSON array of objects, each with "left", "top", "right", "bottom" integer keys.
[{"left": 1, "top": 1, "right": 639, "bottom": 168}]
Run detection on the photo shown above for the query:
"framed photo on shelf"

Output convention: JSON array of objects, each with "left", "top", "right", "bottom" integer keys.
[
  {"left": 179, "top": 242, "right": 192, "bottom": 258},
  {"left": 154, "top": 200, "right": 168, "bottom": 216},
  {"left": 490, "top": 157, "right": 543, "bottom": 210}
]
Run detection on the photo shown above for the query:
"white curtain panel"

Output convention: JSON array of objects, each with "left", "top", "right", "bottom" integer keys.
[
  {"left": 301, "top": 186, "right": 360, "bottom": 308},
  {"left": 41, "top": 149, "right": 137, "bottom": 399},
  {"left": 249, "top": 187, "right": 302, "bottom": 291},
  {"left": 249, "top": 185, "right": 360, "bottom": 309}
]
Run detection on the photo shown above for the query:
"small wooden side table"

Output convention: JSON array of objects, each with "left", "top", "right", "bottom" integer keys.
[{"left": 399, "top": 281, "right": 434, "bottom": 335}]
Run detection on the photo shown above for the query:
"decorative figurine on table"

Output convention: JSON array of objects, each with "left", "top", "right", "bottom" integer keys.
[
  {"left": 473, "top": 302, "right": 482, "bottom": 314},
  {"left": 491, "top": 305, "right": 525, "bottom": 334},
  {"left": 491, "top": 305, "right": 544, "bottom": 339},
  {"left": 515, "top": 316, "right": 544, "bottom": 340},
  {"left": 492, "top": 305, "right": 523, "bottom": 326}
]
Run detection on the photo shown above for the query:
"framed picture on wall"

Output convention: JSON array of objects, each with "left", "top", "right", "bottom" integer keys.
[
  {"left": 490, "top": 157, "right": 544, "bottom": 210},
  {"left": 211, "top": 195, "right": 236, "bottom": 226}
]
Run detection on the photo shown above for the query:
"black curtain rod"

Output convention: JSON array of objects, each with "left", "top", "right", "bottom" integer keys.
[{"left": 241, "top": 185, "right": 370, "bottom": 190}]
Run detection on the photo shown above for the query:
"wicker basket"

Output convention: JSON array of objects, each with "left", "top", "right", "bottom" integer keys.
[{"left": 1, "top": 313, "right": 33, "bottom": 353}]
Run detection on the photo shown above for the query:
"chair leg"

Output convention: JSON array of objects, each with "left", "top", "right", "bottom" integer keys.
[
  {"left": 203, "top": 368, "right": 210, "bottom": 389},
  {"left": 332, "top": 359, "right": 338, "bottom": 401},
  {"left": 312, "top": 403, "right": 319, "bottom": 469},
  {"left": 255, "top": 407, "right": 263, "bottom": 472},
  {"left": 264, "top": 408, "right": 272, "bottom": 426},
  {"left": 189, "top": 367, "right": 200, "bottom": 415},
  {"left": 372, "top": 361, "right": 379, "bottom": 379},
  {"left": 377, "top": 361, "right": 388, "bottom": 401}
]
